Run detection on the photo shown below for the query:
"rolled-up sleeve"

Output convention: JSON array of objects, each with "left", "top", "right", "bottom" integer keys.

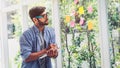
[{"left": 19, "top": 33, "right": 32, "bottom": 61}]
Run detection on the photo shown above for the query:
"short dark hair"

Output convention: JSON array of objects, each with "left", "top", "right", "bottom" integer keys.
[{"left": 29, "top": 6, "right": 46, "bottom": 19}]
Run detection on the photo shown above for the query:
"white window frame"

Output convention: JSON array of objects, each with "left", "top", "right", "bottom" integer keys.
[
  {"left": 98, "top": 0, "right": 111, "bottom": 68},
  {"left": 52, "top": 0, "right": 62, "bottom": 68}
]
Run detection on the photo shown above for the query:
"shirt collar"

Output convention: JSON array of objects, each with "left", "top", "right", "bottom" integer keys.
[{"left": 32, "top": 25, "right": 47, "bottom": 34}]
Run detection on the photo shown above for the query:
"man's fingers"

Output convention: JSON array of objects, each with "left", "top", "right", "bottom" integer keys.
[
  {"left": 47, "top": 50, "right": 54, "bottom": 57},
  {"left": 54, "top": 50, "right": 58, "bottom": 57},
  {"left": 47, "top": 47, "right": 58, "bottom": 58}
]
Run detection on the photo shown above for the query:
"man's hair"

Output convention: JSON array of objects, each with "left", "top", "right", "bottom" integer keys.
[{"left": 29, "top": 6, "right": 46, "bottom": 19}]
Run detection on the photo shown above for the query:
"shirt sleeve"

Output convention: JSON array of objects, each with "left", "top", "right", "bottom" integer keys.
[{"left": 19, "top": 33, "right": 33, "bottom": 61}]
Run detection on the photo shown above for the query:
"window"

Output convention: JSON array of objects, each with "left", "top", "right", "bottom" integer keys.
[
  {"left": 0, "top": 39, "right": 1, "bottom": 68},
  {"left": 5, "top": 0, "right": 20, "bottom": 7},
  {"left": 7, "top": 10, "right": 22, "bottom": 68}
]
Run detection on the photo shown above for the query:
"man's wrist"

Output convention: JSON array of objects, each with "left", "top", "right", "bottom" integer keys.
[{"left": 44, "top": 48, "right": 48, "bottom": 54}]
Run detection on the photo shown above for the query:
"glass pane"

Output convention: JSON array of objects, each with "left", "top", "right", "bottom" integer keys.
[
  {"left": 60, "top": 0, "right": 101, "bottom": 68},
  {"left": 108, "top": 0, "right": 120, "bottom": 68},
  {"left": 0, "top": 18, "right": 2, "bottom": 66},
  {"left": 0, "top": 40, "right": 1, "bottom": 68},
  {"left": 7, "top": 10, "right": 22, "bottom": 68},
  {"left": 5, "top": 0, "right": 20, "bottom": 7}
]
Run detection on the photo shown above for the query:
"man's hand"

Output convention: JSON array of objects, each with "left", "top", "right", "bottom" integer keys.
[{"left": 47, "top": 44, "right": 58, "bottom": 58}]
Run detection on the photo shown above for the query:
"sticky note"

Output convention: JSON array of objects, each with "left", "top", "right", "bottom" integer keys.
[
  {"left": 76, "top": 25, "right": 82, "bottom": 30},
  {"left": 70, "top": 21, "right": 75, "bottom": 27},
  {"left": 87, "top": 5, "right": 93, "bottom": 13},
  {"left": 71, "top": 10, "right": 75, "bottom": 16},
  {"left": 79, "top": 17, "right": 84, "bottom": 25},
  {"left": 74, "top": 0, "right": 79, "bottom": 4},
  {"left": 88, "top": 21, "right": 93, "bottom": 30},
  {"left": 78, "top": 6, "right": 84, "bottom": 15},
  {"left": 65, "top": 15, "right": 71, "bottom": 22}
]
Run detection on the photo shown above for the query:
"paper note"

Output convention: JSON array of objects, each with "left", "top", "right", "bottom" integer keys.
[
  {"left": 74, "top": 0, "right": 79, "bottom": 4},
  {"left": 78, "top": 6, "right": 84, "bottom": 15},
  {"left": 88, "top": 21, "right": 93, "bottom": 30},
  {"left": 65, "top": 15, "right": 71, "bottom": 22},
  {"left": 39, "top": 54, "right": 47, "bottom": 59},
  {"left": 71, "top": 10, "right": 76, "bottom": 16},
  {"left": 70, "top": 21, "right": 75, "bottom": 27},
  {"left": 79, "top": 17, "right": 84, "bottom": 25},
  {"left": 76, "top": 25, "right": 82, "bottom": 30},
  {"left": 87, "top": 5, "right": 93, "bottom": 13}
]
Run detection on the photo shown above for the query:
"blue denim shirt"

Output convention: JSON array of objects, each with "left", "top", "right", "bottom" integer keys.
[{"left": 19, "top": 25, "right": 56, "bottom": 68}]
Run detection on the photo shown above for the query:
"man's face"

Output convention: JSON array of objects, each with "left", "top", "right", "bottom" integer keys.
[{"left": 36, "top": 11, "right": 49, "bottom": 25}]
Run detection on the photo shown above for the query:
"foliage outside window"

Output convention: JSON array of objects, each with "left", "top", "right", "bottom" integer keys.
[
  {"left": 108, "top": 0, "right": 120, "bottom": 67},
  {"left": 60, "top": 0, "right": 101, "bottom": 68}
]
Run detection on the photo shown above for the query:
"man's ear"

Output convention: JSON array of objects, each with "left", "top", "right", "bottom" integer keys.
[{"left": 32, "top": 18, "right": 38, "bottom": 24}]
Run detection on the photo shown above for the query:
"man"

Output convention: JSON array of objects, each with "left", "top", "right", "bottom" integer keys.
[{"left": 19, "top": 6, "right": 58, "bottom": 68}]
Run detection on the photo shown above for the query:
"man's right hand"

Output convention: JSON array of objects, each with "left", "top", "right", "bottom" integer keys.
[{"left": 46, "top": 44, "right": 58, "bottom": 58}]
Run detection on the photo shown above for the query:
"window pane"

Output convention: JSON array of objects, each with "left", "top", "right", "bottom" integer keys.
[
  {"left": 108, "top": 0, "right": 120, "bottom": 68},
  {"left": 0, "top": 39, "right": 1, "bottom": 68},
  {"left": 5, "top": 0, "right": 20, "bottom": 7},
  {"left": 60, "top": 0, "right": 101, "bottom": 68},
  {"left": 7, "top": 10, "right": 22, "bottom": 68}
]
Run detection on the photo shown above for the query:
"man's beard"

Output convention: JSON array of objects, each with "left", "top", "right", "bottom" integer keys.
[{"left": 37, "top": 19, "right": 48, "bottom": 26}]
